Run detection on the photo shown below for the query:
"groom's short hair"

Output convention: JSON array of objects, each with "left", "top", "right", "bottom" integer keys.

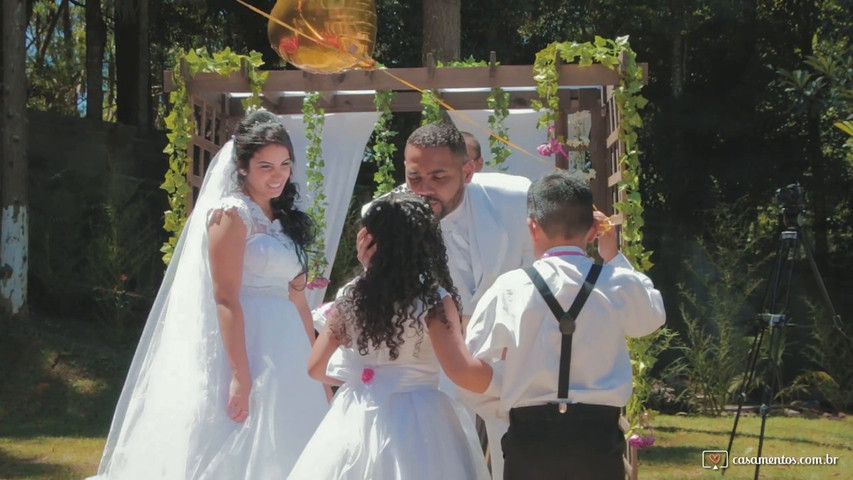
[{"left": 406, "top": 123, "right": 468, "bottom": 163}]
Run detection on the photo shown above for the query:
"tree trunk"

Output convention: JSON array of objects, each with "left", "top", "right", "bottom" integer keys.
[
  {"left": 422, "top": 0, "right": 460, "bottom": 63},
  {"left": 115, "top": 0, "right": 150, "bottom": 129},
  {"left": 1, "top": 0, "right": 29, "bottom": 316},
  {"left": 86, "top": 0, "right": 106, "bottom": 120},
  {"left": 670, "top": 2, "right": 684, "bottom": 99},
  {"left": 61, "top": 0, "right": 76, "bottom": 108}
]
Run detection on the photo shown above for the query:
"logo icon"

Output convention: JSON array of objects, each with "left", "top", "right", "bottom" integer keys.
[{"left": 702, "top": 450, "right": 729, "bottom": 470}]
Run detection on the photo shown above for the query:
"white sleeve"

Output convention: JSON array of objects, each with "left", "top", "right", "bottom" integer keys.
[
  {"left": 606, "top": 253, "right": 666, "bottom": 337},
  {"left": 458, "top": 283, "right": 514, "bottom": 419}
]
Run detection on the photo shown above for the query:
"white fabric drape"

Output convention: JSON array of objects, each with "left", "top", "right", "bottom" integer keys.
[
  {"left": 448, "top": 109, "right": 555, "bottom": 181},
  {"left": 279, "top": 112, "right": 381, "bottom": 308}
]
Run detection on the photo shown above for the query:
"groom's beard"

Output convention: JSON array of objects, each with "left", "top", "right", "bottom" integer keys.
[{"left": 424, "top": 186, "right": 465, "bottom": 220}]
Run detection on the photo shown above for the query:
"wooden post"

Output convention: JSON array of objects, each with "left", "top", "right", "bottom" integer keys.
[
  {"left": 1, "top": 0, "right": 28, "bottom": 316},
  {"left": 553, "top": 55, "right": 569, "bottom": 169},
  {"left": 582, "top": 89, "right": 607, "bottom": 211}
]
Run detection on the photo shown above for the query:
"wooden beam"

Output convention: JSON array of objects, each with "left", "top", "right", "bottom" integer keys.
[
  {"left": 165, "top": 63, "right": 637, "bottom": 94},
  {"left": 242, "top": 89, "right": 584, "bottom": 115}
]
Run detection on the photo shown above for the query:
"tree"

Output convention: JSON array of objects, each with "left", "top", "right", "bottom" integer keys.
[
  {"left": 25, "top": 0, "right": 84, "bottom": 115},
  {"left": 422, "top": 0, "right": 459, "bottom": 63},
  {"left": 86, "top": 0, "right": 106, "bottom": 120},
  {"left": 115, "top": 0, "right": 149, "bottom": 128},
  {"left": 2, "top": 0, "right": 29, "bottom": 316}
]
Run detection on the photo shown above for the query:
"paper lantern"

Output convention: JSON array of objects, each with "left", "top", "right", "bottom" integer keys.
[{"left": 268, "top": 0, "right": 377, "bottom": 74}]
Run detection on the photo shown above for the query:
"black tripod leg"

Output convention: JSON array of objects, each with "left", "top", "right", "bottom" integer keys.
[
  {"left": 754, "top": 322, "right": 786, "bottom": 480},
  {"left": 723, "top": 326, "right": 766, "bottom": 476},
  {"left": 726, "top": 229, "right": 795, "bottom": 477}
]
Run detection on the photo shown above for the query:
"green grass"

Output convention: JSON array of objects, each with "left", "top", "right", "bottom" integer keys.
[
  {"left": 1, "top": 314, "right": 850, "bottom": 479},
  {"left": 638, "top": 414, "right": 851, "bottom": 479}
]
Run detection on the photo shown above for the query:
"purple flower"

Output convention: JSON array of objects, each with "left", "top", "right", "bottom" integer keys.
[
  {"left": 537, "top": 138, "right": 569, "bottom": 158},
  {"left": 307, "top": 277, "right": 330, "bottom": 290},
  {"left": 537, "top": 143, "right": 554, "bottom": 156},
  {"left": 628, "top": 433, "right": 656, "bottom": 450},
  {"left": 361, "top": 368, "right": 375, "bottom": 384}
]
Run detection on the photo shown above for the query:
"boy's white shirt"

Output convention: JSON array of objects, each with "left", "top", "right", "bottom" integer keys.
[{"left": 461, "top": 246, "right": 666, "bottom": 420}]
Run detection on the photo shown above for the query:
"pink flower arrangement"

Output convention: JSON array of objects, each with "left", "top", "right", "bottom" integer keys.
[
  {"left": 361, "top": 367, "right": 375, "bottom": 384},
  {"left": 628, "top": 412, "right": 656, "bottom": 450},
  {"left": 536, "top": 125, "right": 569, "bottom": 158},
  {"left": 307, "top": 276, "right": 330, "bottom": 290},
  {"left": 627, "top": 432, "right": 656, "bottom": 450}
]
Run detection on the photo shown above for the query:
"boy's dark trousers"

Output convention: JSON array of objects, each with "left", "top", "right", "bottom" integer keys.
[{"left": 501, "top": 403, "right": 625, "bottom": 480}]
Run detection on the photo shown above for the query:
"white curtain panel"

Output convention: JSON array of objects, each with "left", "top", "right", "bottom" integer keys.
[
  {"left": 448, "top": 109, "right": 556, "bottom": 181},
  {"left": 279, "top": 111, "right": 381, "bottom": 308}
]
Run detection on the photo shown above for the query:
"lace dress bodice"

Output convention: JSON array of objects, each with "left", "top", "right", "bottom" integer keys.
[{"left": 208, "top": 192, "right": 304, "bottom": 297}]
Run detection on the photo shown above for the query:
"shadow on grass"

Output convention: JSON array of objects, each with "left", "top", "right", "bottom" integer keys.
[
  {"left": 0, "top": 312, "right": 134, "bottom": 439},
  {"left": 0, "top": 447, "right": 79, "bottom": 479},
  {"left": 639, "top": 445, "right": 706, "bottom": 464},
  {"left": 655, "top": 425, "right": 848, "bottom": 449}
]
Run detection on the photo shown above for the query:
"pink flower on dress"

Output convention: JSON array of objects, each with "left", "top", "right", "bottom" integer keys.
[
  {"left": 307, "top": 277, "right": 330, "bottom": 290},
  {"left": 361, "top": 368, "right": 375, "bottom": 384}
]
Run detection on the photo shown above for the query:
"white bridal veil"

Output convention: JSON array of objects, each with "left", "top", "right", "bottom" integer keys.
[{"left": 92, "top": 141, "right": 239, "bottom": 479}]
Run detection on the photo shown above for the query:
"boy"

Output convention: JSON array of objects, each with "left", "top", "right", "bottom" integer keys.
[{"left": 463, "top": 171, "right": 666, "bottom": 479}]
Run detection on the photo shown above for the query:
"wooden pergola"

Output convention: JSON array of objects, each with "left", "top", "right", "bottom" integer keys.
[
  {"left": 165, "top": 54, "right": 647, "bottom": 228},
  {"left": 165, "top": 53, "right": 648, "bottom": 480}
]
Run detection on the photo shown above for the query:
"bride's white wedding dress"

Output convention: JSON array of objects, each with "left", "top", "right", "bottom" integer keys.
[
  {"left": 90, "top": 141, "right": 327, "bottom": 479},
  {"left": 288, "top": 289, "right": 490, "bottom": 480}
]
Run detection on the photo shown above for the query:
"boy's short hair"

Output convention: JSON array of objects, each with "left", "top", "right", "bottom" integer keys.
[{"left": 527, "top": 171, "right": 594, "bottom": 239}]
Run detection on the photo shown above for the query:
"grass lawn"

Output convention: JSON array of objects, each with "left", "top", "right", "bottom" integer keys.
[
  {"left": 640, "top": 414, "right": 850, "bottom": 479},
  {"left": 1, "top": 414, "right": 849, "bottom": 479},
  {"left": 1, "top": 314, "right": 850, "bottom": 479}
]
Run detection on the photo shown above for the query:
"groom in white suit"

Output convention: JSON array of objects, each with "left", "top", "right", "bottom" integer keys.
[{"left": 402, "top": 123, "right": 534, "bottom": 479}]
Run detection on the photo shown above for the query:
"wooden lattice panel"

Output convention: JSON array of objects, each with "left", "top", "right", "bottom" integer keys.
[
  {"left": 605, "top": 85, "right": 627, "bottom": 238},
  {"left": 187, "top": 94, "right": 226, "bottom": 210}
]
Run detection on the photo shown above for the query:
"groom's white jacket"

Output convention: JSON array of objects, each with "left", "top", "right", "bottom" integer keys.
[{"left": 442, "top": 172, "right": 534, "bottom": 316}]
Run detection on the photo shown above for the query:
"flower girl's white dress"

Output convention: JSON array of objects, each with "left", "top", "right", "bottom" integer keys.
[{"left": 288, "top": 289, "right": 490, "bottom": 480}]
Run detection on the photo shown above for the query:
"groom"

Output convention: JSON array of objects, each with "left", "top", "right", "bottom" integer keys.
[
  {"left": 401, "top": 123, "right": 533, "bottom": 321},
  {"left": 400, "top": 123, "right": 533, "bottom": 479}
]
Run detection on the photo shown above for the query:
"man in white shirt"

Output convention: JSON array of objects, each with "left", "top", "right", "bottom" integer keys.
[
  {"left": 460, "top": 131, "right": 484, "bottom": 172},
  {"left": 463, "top": 171, "right": 666, "bottom": 479},
  {"left": 402, "top": 123, "right": 533, "bottom": 318}
]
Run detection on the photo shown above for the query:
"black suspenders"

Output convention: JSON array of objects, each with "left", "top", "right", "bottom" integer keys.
[{"left": 523, "top": 263, "right": 603, "bottom": 413}]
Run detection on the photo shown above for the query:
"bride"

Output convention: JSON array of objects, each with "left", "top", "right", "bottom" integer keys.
[{"left": 90, "top": 109, "right": 328, "bottom": 479}]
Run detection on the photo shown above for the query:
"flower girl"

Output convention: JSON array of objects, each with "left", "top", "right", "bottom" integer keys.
[{"left": 288, "top": 191, "right": 492, "bottom": 480}]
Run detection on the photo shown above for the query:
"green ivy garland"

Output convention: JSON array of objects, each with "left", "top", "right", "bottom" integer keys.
[
  {"left": 532, "top": 36, "right": 649, "bottom": 269},
  {"left": 161, "top": 48, "right": 267, "bottom": 264},
  {"left": 486, "top": 87, "right": 511, "bottom": 171},
  {"left": 425, "top": 58, "right": 513, "bottom": 171},
  {"left": 420, "top": 89, "right": 443, "bottom": 125},
  {"left": 371, "top": 90, "right": 397, "bottom": 197},
  {"left": 532, "top": 36, "right": 660, "bottom": 439},
  {"left": 302, "top": 92, "right": 330, "bottom": 288}
]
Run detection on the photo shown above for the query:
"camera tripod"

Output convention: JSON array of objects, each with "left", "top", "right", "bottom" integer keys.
[{"left": 723, "top": 187, "right": 845, "bottom": 479}]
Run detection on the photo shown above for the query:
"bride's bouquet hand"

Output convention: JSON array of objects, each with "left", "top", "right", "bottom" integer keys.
[{"left": 227, "top": 375, "right": 252, "bottom": 423}]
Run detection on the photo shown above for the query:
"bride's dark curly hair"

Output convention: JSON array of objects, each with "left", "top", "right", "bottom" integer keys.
[
  {"left": 233, "top": 109, "right": 314, "bottom": 273},
  {"left": 336, "top": 191, "right": 461, "bottom": 360}
]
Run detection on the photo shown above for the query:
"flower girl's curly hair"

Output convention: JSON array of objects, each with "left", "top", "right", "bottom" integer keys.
[{"left": 336, "top": 191, "right": 461, "bottom": 360}]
